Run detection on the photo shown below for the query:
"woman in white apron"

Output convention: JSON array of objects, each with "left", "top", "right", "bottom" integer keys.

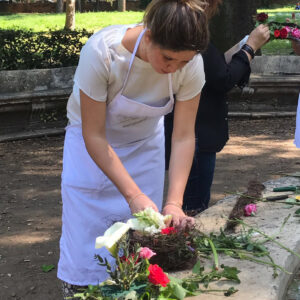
[{"left": 58, "top": 0, "right": 208, "bottom": 296}]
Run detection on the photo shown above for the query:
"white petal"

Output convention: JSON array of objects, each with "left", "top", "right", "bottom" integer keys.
[{"left": 95, "top": 222, "right": 130, "bottom": 249}]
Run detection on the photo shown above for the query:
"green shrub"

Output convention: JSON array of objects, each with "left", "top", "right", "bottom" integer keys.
[{"left": 0, "top": 29, "right": 93, "bottom": 70}]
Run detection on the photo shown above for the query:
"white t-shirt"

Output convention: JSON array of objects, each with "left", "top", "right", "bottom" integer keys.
[{"left": 67, "top": 24, "right": 206, "bottom": 124}]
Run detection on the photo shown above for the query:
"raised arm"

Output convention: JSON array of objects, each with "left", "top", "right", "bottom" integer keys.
[
  {"left": 205, "top": 24, "right": 270, "bottom": 94},
  {"left": 162, "top": 93, "right": 200, "bottom": 227},
  {"left": 80, "top": 90, "right": 159, "bottom": 214}
]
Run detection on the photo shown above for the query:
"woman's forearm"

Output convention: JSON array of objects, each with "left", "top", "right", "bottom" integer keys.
[
  {"left": 164, "top": 95, "right": 200, "bottom": 208},
  {"left": 166, "top": 136, "right": 195, "bottom": 206}
]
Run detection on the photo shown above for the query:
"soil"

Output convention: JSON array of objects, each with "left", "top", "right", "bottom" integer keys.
[
  {"left": 226, "top": 180, "right": 265, "bottom": 231},
  {"left": 0, "top": 117, "right": 300, "bottom": 300}
]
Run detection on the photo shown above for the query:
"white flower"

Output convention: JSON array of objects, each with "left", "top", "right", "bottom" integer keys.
[
  {"left": 95, "top": 208, "right": 172, "bottom": 256},
  {"left": 95, "top": 222, "right": 130, "bottom": 257},
  {"left": 127, "top": 207, "right": 172, "bottom": 234}
]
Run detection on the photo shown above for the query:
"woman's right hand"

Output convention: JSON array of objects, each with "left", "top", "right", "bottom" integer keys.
[
  {"left": 128, "top": 193, "right": 159, "bottom": 214},
  {"left": 246, "top": 24, "right": 270, "bottom": 52}
]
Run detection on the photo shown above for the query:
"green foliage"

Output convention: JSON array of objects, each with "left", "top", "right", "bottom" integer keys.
[
  {"left": 95, "top": 245, "right": 148, "bottom": 292},
  {"left": 187, "top": 262, "right": 240, "bottom": 288},
  {"left": 0, "top": 28, "right": 92, "bottom": 70},
  {"left": 41, "top": 264, "right": 55, "bottom": 272}
]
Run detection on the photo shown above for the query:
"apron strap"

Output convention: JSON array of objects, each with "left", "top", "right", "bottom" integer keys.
[{"left": 121, "top": 27, "right": 147, "bottom": 91}]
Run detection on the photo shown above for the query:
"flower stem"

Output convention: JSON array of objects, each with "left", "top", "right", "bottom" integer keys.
[
  {"left": 207, "top": 238, "right": 219, "bottom": 270},
  {"left": 238, "top": 253, "right": 291, "bottom": 274},
  {"left": 235, "top": 219, "right": 300, "bottom": 260}
]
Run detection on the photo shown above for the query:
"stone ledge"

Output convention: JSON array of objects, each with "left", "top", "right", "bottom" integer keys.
[
  {"left": 0, "top": 128, "right": 65, "bottom": 143},
  {"left": 251, "top": 56, "right": 300, "bottom": 75},
  {"left": 0, "top": 88, "right": 71, "bottom": 103},
  {"left": 172, "top": 176, "right": 300, "bottom": 300},
  {"left": 0, "top": 57, "right": 299, "bottom": 138}
]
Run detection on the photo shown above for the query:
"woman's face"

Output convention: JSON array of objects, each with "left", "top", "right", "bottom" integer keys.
[{"left": 144, "top": 33, "right": 197, "bottom": 74}]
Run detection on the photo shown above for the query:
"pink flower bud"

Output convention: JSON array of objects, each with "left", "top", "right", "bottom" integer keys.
[
  {"left": 292, "top": 28, "right": 300, "bottom": 39},
  {"left": 139, "top": 247, "right": 156, "bottom": 260},
  {"left": 244, "top": 204, "right": 257, "bottom": 216}
]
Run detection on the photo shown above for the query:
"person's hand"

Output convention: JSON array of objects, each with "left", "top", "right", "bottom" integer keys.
[
  {"left": 162, "top": 203, "right": 195, "bottom": 229},
  {"left": 247, "top": 24, "right": 270, "bottom": 52},
  {"left": 128, "top": 193, "right": 159, "bottom": 214}
]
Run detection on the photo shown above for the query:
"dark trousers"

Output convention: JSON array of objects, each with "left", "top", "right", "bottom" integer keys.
[{"left": 183, "top": 148, "right": 216, "bottom": 212}]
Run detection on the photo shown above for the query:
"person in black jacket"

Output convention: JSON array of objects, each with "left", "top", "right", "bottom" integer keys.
[{"left": 164, "top": 0, "right": 270, "bottom": 216}]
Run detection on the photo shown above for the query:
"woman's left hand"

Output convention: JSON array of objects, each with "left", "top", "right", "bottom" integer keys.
[{"left": 162, "top": 204, "right": 195, "bottom": 229}]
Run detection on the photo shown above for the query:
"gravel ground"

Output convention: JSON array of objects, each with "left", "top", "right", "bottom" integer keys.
[{"left": 0, "top": 117, "right": 299, "bottom": 300}]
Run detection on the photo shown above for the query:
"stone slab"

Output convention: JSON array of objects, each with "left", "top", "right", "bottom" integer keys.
[{"left": 172, "top": 176, "right": 300, "bottom": 300}]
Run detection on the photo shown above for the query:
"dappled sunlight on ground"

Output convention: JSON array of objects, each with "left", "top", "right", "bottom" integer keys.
[
  {"left": 1, "top": 232, "right": 53, "bottom": 247},
  {"left": 0, "top": 117, "right": 299, "bottom": 299}
]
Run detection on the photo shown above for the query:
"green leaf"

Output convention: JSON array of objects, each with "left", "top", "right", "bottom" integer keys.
[
  {"left": 255, "top": 244, "right": 268, "bottom": 253},
  {"left": 246, "top": 244, "right": 254, "bottom": 252},
  {"left": 41, "top": 264, "right": 55, "bottom": 273},
  {"left": 192, "top": 261, "right": 202, "bottom": 274},
  {"left": 169, "top": 283, "right": 187, "bottom": 299},
  {"left": 221, "top": 265, "right": 241, "bottom": 283},
  {"left": 295, "top": 208, "right": 300, "bottom": 215},
  {"left": 224, "top": 287, "right": 238, "bottom": 296}
]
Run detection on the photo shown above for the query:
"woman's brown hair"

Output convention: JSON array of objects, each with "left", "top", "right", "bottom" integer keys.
[{"left": 143, "top": 0, "right": 209, "bottom": 53}]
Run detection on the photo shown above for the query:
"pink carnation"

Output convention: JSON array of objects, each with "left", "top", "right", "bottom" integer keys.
[
  {"left": 244, "top": 204, "right": 257, "bottom": 216},
  {"left": 139, "top": 247, "right": 156, "bottom": 260},
  {"left": 292, "top": 28, "right": 300, "bottom": 39},
  {"left": 284, "top": 26, "right": 292, "bottom": 33}
]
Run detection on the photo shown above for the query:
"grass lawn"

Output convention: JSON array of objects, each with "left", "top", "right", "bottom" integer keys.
[{"left": 0, "top": 11, "right": 144, "bottom": 32}]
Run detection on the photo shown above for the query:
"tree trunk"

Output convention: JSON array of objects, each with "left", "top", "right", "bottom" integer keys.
[
  {"left": 209, "top": 0, "right": 257, "bottom": 53},
  {"left": 65, "top": 0, "right": 76, "bottom": 30},
  {"left": 56, "top": 0, "right": 64, "bottom": 13},
  {"left": 118, "top": 0, "right": 126, "bottom": 12}
]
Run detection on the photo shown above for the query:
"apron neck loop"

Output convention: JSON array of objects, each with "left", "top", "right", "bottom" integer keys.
[{"left": 122, "top": 27, "right": 147, "bottom": 89}]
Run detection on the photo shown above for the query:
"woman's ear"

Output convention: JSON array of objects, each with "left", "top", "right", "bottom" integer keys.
[{"left": 144, "top": 29, "right": 152, "bottom": 45}]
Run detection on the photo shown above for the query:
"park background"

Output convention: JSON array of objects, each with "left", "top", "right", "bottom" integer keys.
[{"left": 0, "top": 0, "right": 300, "bottom": 299}]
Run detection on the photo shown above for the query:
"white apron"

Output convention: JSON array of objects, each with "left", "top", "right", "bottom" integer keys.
[
  {"left": 58, "top": 28, "right": 174, "bottom": 285},
  {"left": 294, "top": 93, "right": 300, "bottom": 148}
]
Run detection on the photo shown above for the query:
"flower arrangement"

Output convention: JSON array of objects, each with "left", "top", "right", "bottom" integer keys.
[
  {"left": 256, "top": 12, "right": 300, "bottom": 41},
  {"left": 74, "top": 208, "right": 240, "bottom": 300},
  {"left": 71, "top": 205, "right": 300, "bottom": 300}
]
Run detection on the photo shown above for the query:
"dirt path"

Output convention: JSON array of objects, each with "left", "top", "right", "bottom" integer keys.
[{"left": 0, "top": 117, "right": 299, "bottom": 300}]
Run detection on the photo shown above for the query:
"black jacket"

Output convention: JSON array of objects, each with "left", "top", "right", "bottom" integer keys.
[
  {"left": 165, "top": 43, "right": 251, "bottom": 168},
  {"left": 195, "top": 42, "right": 251, "bottom": 152}
]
